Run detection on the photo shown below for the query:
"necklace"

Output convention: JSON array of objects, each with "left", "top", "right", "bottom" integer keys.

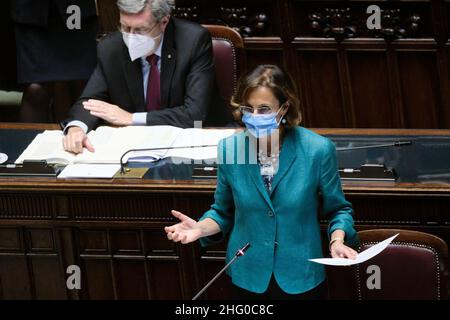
[{"left": 258, "top": 150, "right": 280, "bottom": 176}]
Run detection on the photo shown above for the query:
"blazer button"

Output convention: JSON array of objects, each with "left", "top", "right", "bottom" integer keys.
[{"left": 268, "top": 210, "right": 274, "bottom": 217}]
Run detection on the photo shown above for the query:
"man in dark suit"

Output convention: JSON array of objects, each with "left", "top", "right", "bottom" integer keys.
[{"left": 63, "top": 0, "right": 229, "bottom": 154}]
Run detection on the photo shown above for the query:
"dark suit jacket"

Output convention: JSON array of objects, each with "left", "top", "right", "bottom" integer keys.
[
  {"left": 64, "top": 18, "right": 230, "bottom": 131},
  {"left": 10, "top": 0, "right": 97, "bottom": 26}
]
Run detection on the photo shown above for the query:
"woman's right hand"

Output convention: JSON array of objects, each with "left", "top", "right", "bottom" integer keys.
[{"left": 164, "top": 210, "right": 203, "bottom": 244}]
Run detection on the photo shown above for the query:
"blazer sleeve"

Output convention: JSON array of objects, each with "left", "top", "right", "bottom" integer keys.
[
  {"left": 320, "top": 139, "right": 359, "bottom": 247},
  {"left": 145, "top": 29, "right": 215, "bottom": 128},
  {"left": 63, "top": 54, "right": 109, "bottom": 131},
  {"left": 198, "top": 140, "right": 235, "bottom": 247}
]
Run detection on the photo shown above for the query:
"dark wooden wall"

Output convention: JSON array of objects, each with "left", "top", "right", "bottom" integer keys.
[
  {"left": 0, "top": 1, "right": 17, "bottom": 91},
  {"left": 97, "top": 0, "right": 450, "bottom": 129},
  {"left": 1, "top": 184, "right": 450, "bottom": 299}
]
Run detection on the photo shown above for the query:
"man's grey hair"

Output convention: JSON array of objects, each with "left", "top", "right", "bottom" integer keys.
[{"left": 117, "top": 0, "right": 175, "bottom": 21}]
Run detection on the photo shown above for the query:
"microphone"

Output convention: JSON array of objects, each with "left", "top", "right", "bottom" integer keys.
[
  {"left": 192, "top": 243, "right": 251, "bottom": 300},
  {"left": 119, "top": 144, "right": 217, "bottom": 174},
  {"left": 336, "top": 140, "right": 412, "bottom": 152},
  {"left": 336, "top": 141, "right": 412, "bottom": 181}
]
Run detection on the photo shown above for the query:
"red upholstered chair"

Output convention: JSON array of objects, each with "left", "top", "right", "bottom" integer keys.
[
  {"left": 327, "top": 229, "right": 449, "bottom": 300},
  {"left": 203, "top": 25, "right": 246, "bottom": 126}
]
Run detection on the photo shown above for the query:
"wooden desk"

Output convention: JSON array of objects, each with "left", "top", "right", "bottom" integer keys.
[{"left": 1, "top": 124, "right": 450, "bottom": 299}]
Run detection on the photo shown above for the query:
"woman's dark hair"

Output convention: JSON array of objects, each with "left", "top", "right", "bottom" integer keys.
[{"left": 230, "top": 64, "right": 302, "bottom": 127}]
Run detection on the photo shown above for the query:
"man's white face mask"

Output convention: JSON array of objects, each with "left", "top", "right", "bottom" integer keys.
[{"left": 122, "top": 32, "right": 161, "bottom": 61}]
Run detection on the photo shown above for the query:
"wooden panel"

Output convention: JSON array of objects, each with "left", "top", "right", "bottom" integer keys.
[
  {"left": 347, "top": 51, "right": 395, "bottom": 128},
  {"left": 147, "top": 259, "right": 185, "bottom": 300},
  {"left": 98, "top": 0, "right": 280, "bottom": 37},
  {"left": 397, "top": 51, "right": 441, "bottom": 128},
  {"left": 144, "top": 230, "right": 186, "bottom": 299},
  {"left": 0, "top": 228, "right": 21, "bottom": 252},
  {"left": 0, "top": 255, "right": 32, "bottom": 299},
  {"left": 78, "top": 228, "right": 114, "bottom": 299},
  {"left": 144, "top": 229, "right": 178, "bottom": 255},
  {"left": 112, "top": 230, "right": 143, "bottom": 255},
  {"left": 245, "top": 48, "right": 284, "bottom": 72},
  {"left": 197, "top": 242, "right": 233, "bottom": 300},
  {"left": 81, "top": 258, "right": 115, "bottom": 300},
  {"left": 79, "top": 230, "right": 109, "bottom": 254},
  {"left": 198, "top": 258, "right": 233, "bottom": 300},
  {"left": 292, "top": 0, "right": 434, "bottom": 39},
  {"left": 96, "top": 0, "right": 119, "bottom": 36},
  {"left": 297, "top": 50, "right": 346, "bottom": 127},
  {"left": 114, "top": 259, "right": 148, "bottom": 299},
  {"left": 29, "top": 256, "right": 67, "bottom": 299},
  {"left": 70, "top": 195, "right": 174, "bottom": 220},
  {"left": 0, "top": 195, "right": 53, "bottom": 219},
  {"left": 26, "top": 229, "right": 55, "bottom": 253},
  {"left": 347, "top": 196, "right": 450, "bottom": 226},
  {"left": 175, "top": 194, "right": 215, "bottom": 218}
]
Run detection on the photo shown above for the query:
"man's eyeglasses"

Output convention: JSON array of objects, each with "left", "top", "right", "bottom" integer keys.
[
  {"left": 240, "top": 105, "right": 276, "bottom": 115},
  {"left": 118, "top": 22, "right": 158, "bottom": 35}
]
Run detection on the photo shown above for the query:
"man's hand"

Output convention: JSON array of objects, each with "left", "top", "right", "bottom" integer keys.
[
  {"left": 83, "top": 99, "right": 133, "bottom": 126},
  {"left": 63, "top": 126, "right": 95, "bottom": 154}
]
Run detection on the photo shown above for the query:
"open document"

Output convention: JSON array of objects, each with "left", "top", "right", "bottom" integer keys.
[
  {"left": 309, "top": 234, "right": 399, "bottom": 266},
  {"left": 15, "top": 126, "right": 236, "bottom": 166}
]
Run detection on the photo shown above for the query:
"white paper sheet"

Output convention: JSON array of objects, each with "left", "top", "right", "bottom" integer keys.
[
  {"left": 309, "top": 234, "right": 399, "bottom": 266},
  {"left": 58, "top": 164, "right": 121, "bottom": 179}
]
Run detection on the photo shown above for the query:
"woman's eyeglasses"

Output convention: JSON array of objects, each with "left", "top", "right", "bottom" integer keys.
[{"left": 240, "top": 105, "right": 276, "bottom": 115}]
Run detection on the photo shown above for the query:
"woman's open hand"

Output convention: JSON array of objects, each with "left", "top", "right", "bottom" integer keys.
[{"left": 164, "top": 210, "right": 203, "bottom": 244}]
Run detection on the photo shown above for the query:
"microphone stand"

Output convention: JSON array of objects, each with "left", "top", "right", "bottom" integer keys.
[
  {"left": 119, "top": 144, "right": 217, "bottom": 174},
  {"left": 336, "top": 141, "right": 412, "bottom": 181},
  {"left": 118, "top": 141, "right": 413, "bottom": 174},
  {"left": 192, "top": 243, "right": 251, "bottom": 301},
  {"left": 336, "top": 140, "right": 412, "bottom": 152}
]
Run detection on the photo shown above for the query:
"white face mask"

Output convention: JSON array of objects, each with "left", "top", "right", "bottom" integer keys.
[{"left": 122, "top": 32, "right": 161, "bottom": 61}]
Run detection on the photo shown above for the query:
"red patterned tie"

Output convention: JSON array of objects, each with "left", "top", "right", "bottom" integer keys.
[{"left": 146, "top": 54, "right": 161, "bottom": 111}]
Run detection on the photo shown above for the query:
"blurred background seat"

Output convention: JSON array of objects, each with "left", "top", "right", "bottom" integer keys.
[
  {"left": 327, "top": 229, "right": 449, "bottom": 300},
  {"left": 203, "top": 24, "right": 246, "bottom": 126}
]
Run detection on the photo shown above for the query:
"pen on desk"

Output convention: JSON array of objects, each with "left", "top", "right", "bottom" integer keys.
[
  {"left": 0, "top": 164, "right": 22, "bottom": 169},
  {"left": 341, "top": 168, "right": 361, "bottom": 173}
]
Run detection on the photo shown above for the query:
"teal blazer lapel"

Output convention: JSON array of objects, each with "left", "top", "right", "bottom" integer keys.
[
  {"left": 246, "top": 163, "right": 274, "bottom": 211},
  {"left": 270, "top": 129, "right": 298, "bottom": 195},
  {"left": 243, "top": 135, "right": 275, "bottom": 211}
]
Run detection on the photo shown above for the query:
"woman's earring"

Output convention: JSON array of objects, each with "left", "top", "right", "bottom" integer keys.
[{"left": 282, "top": 118, "right": 287, "bottom": 124}]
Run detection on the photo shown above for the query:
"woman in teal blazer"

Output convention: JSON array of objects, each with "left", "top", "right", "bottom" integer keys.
[{"left": 165, "top": 65, "right": 358, "bottom": 299}]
